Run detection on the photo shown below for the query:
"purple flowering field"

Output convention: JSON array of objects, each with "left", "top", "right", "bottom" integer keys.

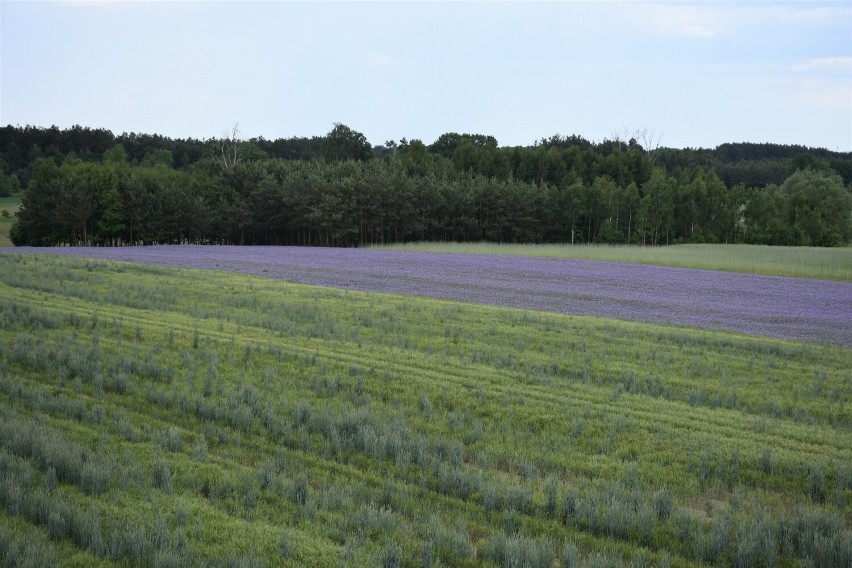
[{"left": 7, "top": 245, "right": 851, "bottom": 347}]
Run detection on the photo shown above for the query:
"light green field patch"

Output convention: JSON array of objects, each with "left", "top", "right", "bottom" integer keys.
[
  {"left": 375, "top": 241, "right": 852, "bottom": 281},
  {"left": 0, "top": 253, "right": 849, "bottom": 567},
  {"left": 0, "top": 197, "right": 21, "bottom": 247}
]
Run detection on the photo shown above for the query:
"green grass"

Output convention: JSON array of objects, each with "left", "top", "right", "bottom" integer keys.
[
  {"left": 0, "top": 197, "right": 21, "bottom": 247},
  {"left": 0, "top": 252, "right": 850, "bottom": 567},
  {"left": 374, "top": 242, "right": 852, "bottom": 281}
]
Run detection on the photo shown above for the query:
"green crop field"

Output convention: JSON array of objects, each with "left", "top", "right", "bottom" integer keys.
[
  {"left": 375, "top": 242, "right": 852, "bottom": 282},
  {"left": 0, "top": 253, "right": 849, "bottom": 567},
  {"left": 0, "top": 197, "right": 21, "bottom": 248}
]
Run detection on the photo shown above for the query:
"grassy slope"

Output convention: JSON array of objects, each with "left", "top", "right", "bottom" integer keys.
[
  {"left": 374, "top": 242, "right": 852, "bottom": 281},
  {"left": 0, "top": 253, "right": 849, "bottom": 567},
  {"left": 0, "top": 197, "right": 21, "bottom": 247}
]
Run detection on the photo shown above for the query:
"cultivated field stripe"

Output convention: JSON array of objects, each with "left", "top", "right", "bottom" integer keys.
[{"left": 4, "top": 283, "right": 847, "bottom": 464}]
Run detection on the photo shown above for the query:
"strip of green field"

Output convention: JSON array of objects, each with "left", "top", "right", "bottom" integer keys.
[
  {"left": 375, "top": 242, "right": 852, "bottom": 281},
  {"left": 0, "top": 197, "right": 21, "bottom": 247},
  {"left": 0, "top": 253, "right": 849, "bottom": 567}
]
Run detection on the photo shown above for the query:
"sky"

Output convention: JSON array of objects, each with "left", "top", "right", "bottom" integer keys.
[{"left": 1, "top": 1, "right": 851, "bottom": 151}]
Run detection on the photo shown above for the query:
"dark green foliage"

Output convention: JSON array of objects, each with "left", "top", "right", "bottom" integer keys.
[{"left": 5, "top": 124, "right": 851, "bottom": 247}]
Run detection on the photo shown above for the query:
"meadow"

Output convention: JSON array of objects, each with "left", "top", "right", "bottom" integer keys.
[
  {"left": 0, "top": 197, "right": 21, "bottom": 248},
  {"left": 0, "top": 252, "right": 849, "bottom": 567},
  {"left": 375, "top": 243, "right": 852, "bottom": 282}
]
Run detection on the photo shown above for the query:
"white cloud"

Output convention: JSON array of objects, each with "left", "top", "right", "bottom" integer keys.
[
  {"left": 795, "top": 86, "right": 852, "bottom": 110},
  {"left": 792, "top": 57, "right": 852, "bottom": 73},
  {"left": 777, "top": 5, "right": 852, "bottom": 26},
  {"left": 366, "top": 51, "right": 396, "bottom": 68},
  {"left": 634, "top": 4, "right": 718, "bottom": 38},
  {"left": 659, "top": 9, "right": 715, "bottom": 37}
]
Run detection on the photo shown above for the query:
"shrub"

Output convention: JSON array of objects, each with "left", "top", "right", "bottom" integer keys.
[
  {"left": 545, "top": 476, "right": 559, "bottom": 518},
  {"left": 165, "top": 428, "right": 184, "bottom": 453},
  {"left": 153, "top": 461, "right": 172, "bottom": 492},
  {"left": 636, "top": 505, "right": 656, "bottom": 546},
  {"left": 81, "top": 459, "right": 110, "bottom": 495},
  {"left": 44, "top": 466, "right": 58, "bottom": 492},
  {"left": 561, "top": 490, "right": 578, "bottom": 525},
  {"left": 0, "top": 526, "right": 59, "bottom": 568},
  {"left": 482, "top": 531, "right": 555, "bottom": 568},
  {"left": 505, "top": 484, "right": 532, "bottom": 515},
  {"left": 809, "top": 463, "right": 826, "bottom": 503},
  {"left": 653, "top": 487, "right": 673, "bottom": 519},
  {"left": 560, "top": 540, "right": 579, "bottom": 568},
  {"left": 425, "top": 516, "right": 473, "bottom": 563},
  {"left": 48, "top": 508, "right": 68, "bottom": 539},
  {"left": 193, "top": 437, "right": 208, "bottom": 462},
  {"left": 483, "top": 480, "right": 504, "bottom": 514},
  {"left": 289, "top": 474, "right": 309, "bottom": 506},
  {"left": 378, "top": 541, "right": 402, "bottom": 568},
  {"left": 708, "top": 515, "right": 730, "bottom": 563}
]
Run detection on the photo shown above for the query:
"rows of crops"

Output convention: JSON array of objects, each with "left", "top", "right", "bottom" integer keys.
[
  {"left": 0, "top": 252, "right": 849, "bottom": 567},
  {"left": 375, "top": 243, "right": 852, "bottom": 282},
  {"left": 10, "top": 246, "right": 852, "bottom": 347}
]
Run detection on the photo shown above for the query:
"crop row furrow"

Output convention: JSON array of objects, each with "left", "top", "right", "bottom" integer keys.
[
  {"left": 4, "top": 285, "right": 848, "bottom": 464},
  {"left": 6, "top": 282, "right": 848, "bottom": 461},
  {"left": 0, "top": 367, "right": 677, "bottom": 567}
]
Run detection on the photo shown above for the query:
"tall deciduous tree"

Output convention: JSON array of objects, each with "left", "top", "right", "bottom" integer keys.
[
  {"left": 782, "top": 169, "right": 851, "bottom": 246},
  {"left": 639, "top": 168, "right": 676, "bottom": 245},
  {"left": 322, "top": 124, "right": 373, "bottom": 162}
]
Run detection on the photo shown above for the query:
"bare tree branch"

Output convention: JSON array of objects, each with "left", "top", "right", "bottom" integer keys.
[{"left": 219, "top": 124, "right": 241, "bottom": 172}]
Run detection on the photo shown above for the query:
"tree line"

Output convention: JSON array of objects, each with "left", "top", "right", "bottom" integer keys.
[{"left": 3, "top": 123, "right": 851, "bottom": 247}]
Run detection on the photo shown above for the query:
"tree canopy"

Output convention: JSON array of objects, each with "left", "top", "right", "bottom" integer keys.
[{"left": 2, "top": 123, "right": 850, "bottom": 247}]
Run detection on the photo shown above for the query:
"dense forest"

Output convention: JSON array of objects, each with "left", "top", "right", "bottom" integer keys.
[{"left": 2, "top": 123, "right": 850, "bottom": 247}]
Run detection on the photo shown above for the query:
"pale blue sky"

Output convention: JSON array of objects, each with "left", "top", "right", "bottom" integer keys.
[{"left": 2, "top": 1, "right": 851, "bottom": 150}]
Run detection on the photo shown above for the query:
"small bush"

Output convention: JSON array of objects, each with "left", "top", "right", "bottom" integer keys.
[
  {"left": 378, "top": 541, "right": 402, "bottom": 568},
  {"left": 193, "top": 437, "right": 208, "bottom": 462},
  {"left": 153, "top": 461, "right": 172, "bottom": 492},
  {"left": 81, "top": 459, "right": 110, "bottom": 495},
  {"left": 653, "top": 487, "right": 673, "bottom": 519},
  {"left": 809, "top": 463, "right": 826, "bottom": 503},
  {"left": 562, "top": 490, "right": 578, "bottom": 526},
  {"left": 289, "top": 474, "right": 309, "bottom": 506},
  {"left": 483, "top": 480, "right": 504, "bottom": 513},
  {"left": 560, "top": 540, "right": 579, "bottom": 568},
  {"left": 545, "top": 476, "right": 559, "bottom": 518},
  {"left": 482, "top": 531, "right": 555, "bottom": 568},
  {"left": 426, "top": 515, "right": 473, "bottom": 563},
  {"left": 47, "top": 508, "right": 68, "bottom": 539},
  {"left": 505, "top": 484, "right": 532, "bottom": 514}
]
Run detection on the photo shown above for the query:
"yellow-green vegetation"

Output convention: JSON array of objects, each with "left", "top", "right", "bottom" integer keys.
[
  {"left": 0, "top": 197, "right": 21, "bottom": 247},
  {"left": 375, "top": 242, "right": 852, "bottom": 281},
  {"left": 0, "top": 253, "right": 850, "bottom": 567}
]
